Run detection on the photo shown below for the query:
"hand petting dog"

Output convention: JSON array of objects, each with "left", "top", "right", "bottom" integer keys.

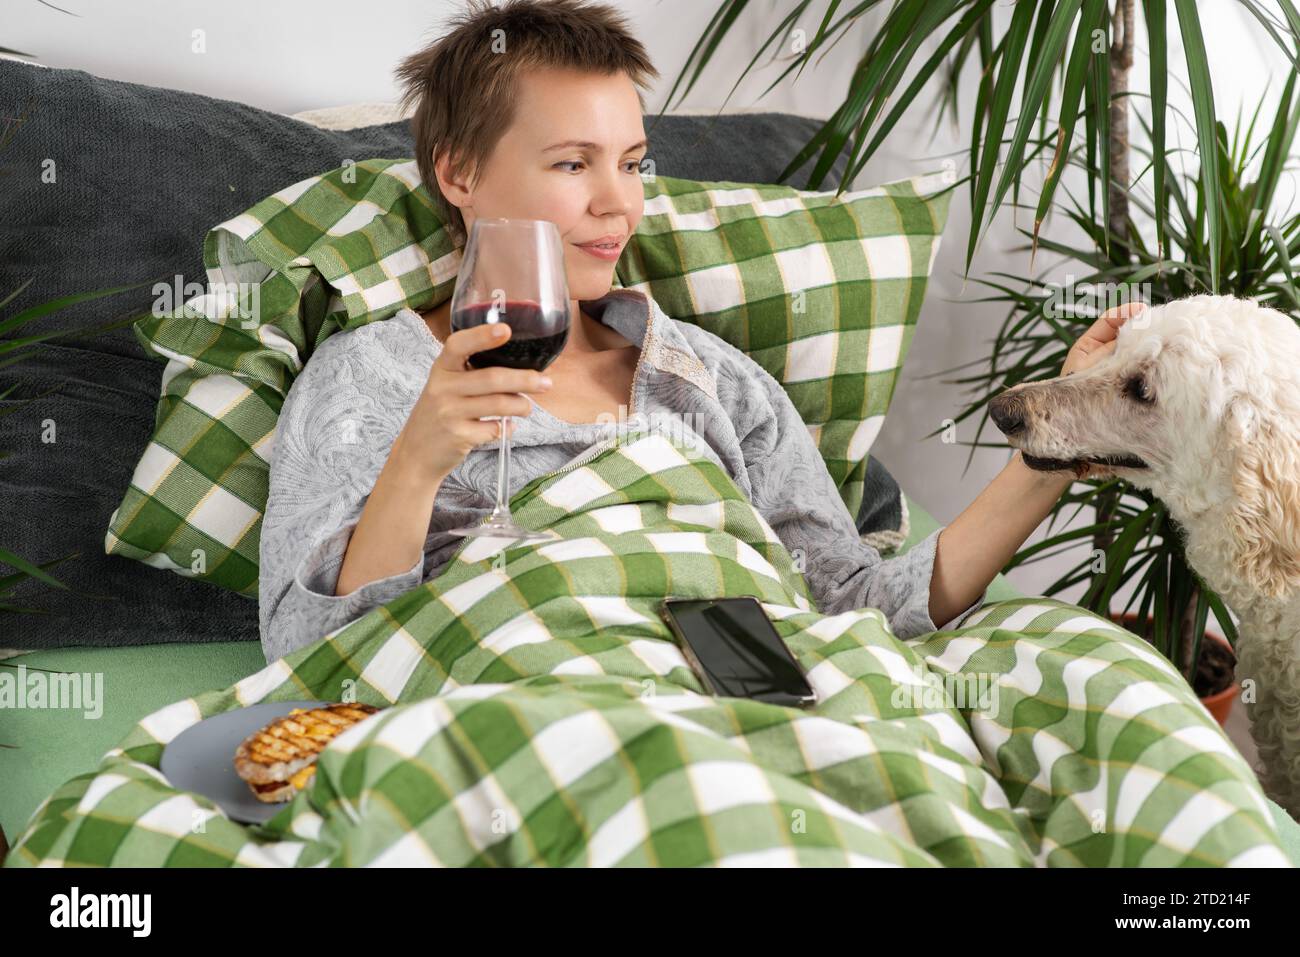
[{"left": 1061, "top": 299, "right": 1147, "bottom": 377}]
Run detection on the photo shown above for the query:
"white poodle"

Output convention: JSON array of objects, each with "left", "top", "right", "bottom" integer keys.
[{"left": 989, "top": 294, "right": 1300, "bottom": 818}]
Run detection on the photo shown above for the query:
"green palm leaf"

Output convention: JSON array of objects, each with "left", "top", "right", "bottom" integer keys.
[{"left": 673, "top": 1, "right": 1299, "bottom": 278}]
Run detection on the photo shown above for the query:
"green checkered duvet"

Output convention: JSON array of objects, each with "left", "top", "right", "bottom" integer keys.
[{"left": 15, "top": 428, "right": 1290, "bottom": 866}]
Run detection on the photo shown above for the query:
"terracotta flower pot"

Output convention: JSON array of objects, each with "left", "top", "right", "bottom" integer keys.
[{"left": 1110, "top": 613, "right": 1238, "bottom": 728}]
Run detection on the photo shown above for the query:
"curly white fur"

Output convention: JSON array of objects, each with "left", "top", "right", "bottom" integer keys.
[{"left": 991, "top": 294, "right": 1300, "bottom": 819}]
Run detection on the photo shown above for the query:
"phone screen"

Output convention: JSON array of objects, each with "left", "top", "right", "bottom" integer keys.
[{"left": 663, "top": 598, "right": 816, "bottom": 708}]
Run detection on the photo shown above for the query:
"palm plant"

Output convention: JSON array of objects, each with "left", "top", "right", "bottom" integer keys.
[
  {"left": 668, "top": 0, "right": 1300, "bottom": 288},
  {"left": 947, "top": 80, "right": 1300, "bottom": 682}
]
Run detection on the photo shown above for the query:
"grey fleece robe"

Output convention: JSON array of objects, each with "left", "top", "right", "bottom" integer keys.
[{"left": 258, "top": 287, "right": 982, "bottom": 662}]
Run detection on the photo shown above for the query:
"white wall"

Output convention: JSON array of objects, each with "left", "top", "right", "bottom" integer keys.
[{"left": 11, "top": 0, "right": 1291, "bottom": 605}]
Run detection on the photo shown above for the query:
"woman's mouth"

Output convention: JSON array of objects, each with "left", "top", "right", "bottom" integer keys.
[{"left": 575, "top": 239, "right": 623, "bottom": 262}]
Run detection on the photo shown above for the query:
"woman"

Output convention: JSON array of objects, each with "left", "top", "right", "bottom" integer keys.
[{"left": 258, "top": 0, "right": 1138, "bottom": 662}]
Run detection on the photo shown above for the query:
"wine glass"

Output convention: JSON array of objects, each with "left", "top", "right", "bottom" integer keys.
[{"left": 445, "top": 218, "right": 571, "bottom": 543}]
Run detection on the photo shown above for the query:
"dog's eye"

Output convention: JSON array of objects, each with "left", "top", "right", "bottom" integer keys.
[{"left": 1124, "top": 373, "right": 1155, "bottom": 404}]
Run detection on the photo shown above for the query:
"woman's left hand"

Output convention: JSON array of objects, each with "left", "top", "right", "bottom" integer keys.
[{"left": 1060, "top": 300, "right": 1146, "bottom": 377}]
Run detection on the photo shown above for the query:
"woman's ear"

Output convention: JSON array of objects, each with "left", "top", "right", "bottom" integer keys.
[
  {"left": 434, "top": 147, "right": 475, "bottom": 207},
  {"left": 1224, "top": 397, "right": 1300, "bottom": 600}
]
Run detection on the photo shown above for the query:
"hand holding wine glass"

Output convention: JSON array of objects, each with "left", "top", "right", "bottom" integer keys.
[
  {"left": 332, "top": 297, "right": 558, "bottom": 598},
  {"left": 445, "top": 217, "right": 572, "bottom": 542},
  {"left": 399, "top": 323, "right": 555, "bottom": 485}
]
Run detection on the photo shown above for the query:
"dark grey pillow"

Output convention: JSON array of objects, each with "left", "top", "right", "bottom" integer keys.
[
  {"left": 854, "top": 456, "right": 908, "bottom": 553},
  {"left": 0, "top": 58, "right": 888, "bottom": 649}
]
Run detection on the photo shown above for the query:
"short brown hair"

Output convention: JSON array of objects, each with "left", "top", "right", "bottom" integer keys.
[{"left": 395, "top": 0, "right": 659, "bottom": 246}]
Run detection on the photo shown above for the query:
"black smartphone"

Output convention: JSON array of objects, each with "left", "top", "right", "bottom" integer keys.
[{"left": 661, "top": 597, "right": 817, "bottom": 708}]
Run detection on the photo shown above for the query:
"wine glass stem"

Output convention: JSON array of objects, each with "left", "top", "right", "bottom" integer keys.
[{"left": 488, "top": 415, "right": 513, "bottom": 522}]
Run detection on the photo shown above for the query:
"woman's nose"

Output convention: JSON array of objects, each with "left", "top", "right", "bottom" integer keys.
[{"left": 591, "top": 166, "right": 634, "bottom": 216}]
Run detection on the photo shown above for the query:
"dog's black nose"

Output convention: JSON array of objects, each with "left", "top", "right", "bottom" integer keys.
[{"left": 990, "top": 392, "right": 1026, "bottom": 436}]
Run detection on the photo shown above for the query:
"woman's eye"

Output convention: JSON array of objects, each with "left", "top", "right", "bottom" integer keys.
[
  {"left": 1124, "top": 374, "right": 1155, "bottom": 404},
  {"left": 553, "top": 160, "right": 645, "bottom": 173}
]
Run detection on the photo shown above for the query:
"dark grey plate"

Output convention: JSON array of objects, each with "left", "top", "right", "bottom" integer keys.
[{"left": 160, "top": 700, "right": 329, "bottom": 825}]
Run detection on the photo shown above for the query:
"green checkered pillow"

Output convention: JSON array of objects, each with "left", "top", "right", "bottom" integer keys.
[
  {"left": 612, "top": 171, "right": 952, "bottom": 519},
  {"left": 106, "top": 159, "right": 951, "bottom": 595}
]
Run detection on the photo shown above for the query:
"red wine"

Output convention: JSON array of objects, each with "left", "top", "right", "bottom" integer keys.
[{"left": 453, "top": 299, "right": 569, "bottom": 371}]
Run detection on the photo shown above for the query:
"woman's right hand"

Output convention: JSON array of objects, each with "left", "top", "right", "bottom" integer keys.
[{"left": 394, "top": 322, "right": 554, "bottom": 483}]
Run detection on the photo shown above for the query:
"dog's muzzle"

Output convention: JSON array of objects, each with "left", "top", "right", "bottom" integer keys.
[{"left": 988, "top": 386, "right": 1149, "bottom": 472}]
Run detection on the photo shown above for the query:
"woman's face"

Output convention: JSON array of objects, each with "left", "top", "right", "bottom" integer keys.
[{"left": 435, "top": 66, "right": 648, "bottom": 302}]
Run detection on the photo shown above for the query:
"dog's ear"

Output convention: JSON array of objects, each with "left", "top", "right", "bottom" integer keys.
[{"left": 1223, "top": 397, "right": 1300, "bottom": 600}]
